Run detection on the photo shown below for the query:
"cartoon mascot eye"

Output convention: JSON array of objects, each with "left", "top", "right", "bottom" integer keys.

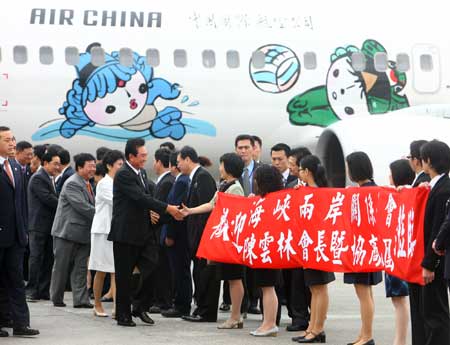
[
  {"left": 139, "top": 83, "right": 148, "bottom": 94},
  {"left": 105, "top": 105, "right": 116, "bottom": 114}
]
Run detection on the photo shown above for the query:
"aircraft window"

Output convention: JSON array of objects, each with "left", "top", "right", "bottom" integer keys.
[
  {"left": 91, "top": 46, "right": 105, "bottom": 67},
  {"left": 174, "top": 49, "right": 187, "bottom": 67},
  {"left": 420, "top": 54, "right": 433, "bottom": 71},
  {"left": 146, "top": 49, "right": 160, "bottom": 67},
  {"left": 396, "top": 53, "right": 410, "bottom": 72},
  {"left": 202, "top": 50, "right": 216, "bottom": 68},
  {"left": 226, "top": 50, "right": 240, "bottom": 68},
  {"left": 13, "top": 45, "right": 28, "bottom": 64},
  {"left": 39, "top": 46, "right": 54, "bottom": 65},
  {"left": 251, "top": 50, "right": 265, "bottom": 69},
  {"left": 351, "top": 52, "right": 365, "bottom": 72},
  {"left": 374, "top": 52, "right": 388, "bottom": 72},
  {"left": 65, "top": 47, "right": 79, "bottom": 66},
  {"left": 304, "top": 52, "right": 317, "bottom": 70},
  {"left": 119, "top": 48, "right": 133, "bottom": 67}
]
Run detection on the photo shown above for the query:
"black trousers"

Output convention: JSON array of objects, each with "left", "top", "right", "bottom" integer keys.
[
  {"left": 151, "top": 245, "right": 173, "bottom": 309},
  {"left": 283, "top": 268, "right": 311, "bottom": 328},
  {"left": 409, "top": 262, "right": 450, "bottom": 345},
  {"left": 192, "top": 258, "right": 220, "bottom": 321},
  {"left": 27, "top": 231, "right": 53, "bottom": 299},
  {"left": 0, "top": 244, "right": 30, "bottom": 328},
  {"left": 113, "top": 241, "right": 158, "bottom": 321}
]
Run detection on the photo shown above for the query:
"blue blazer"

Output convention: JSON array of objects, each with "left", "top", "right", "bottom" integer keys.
[{"left": 162, "top": 174, "right": 189, "bottom": 242}]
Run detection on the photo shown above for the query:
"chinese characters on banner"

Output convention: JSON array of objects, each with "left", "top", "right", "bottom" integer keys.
[{"left": 196, "top": 187, "right": 429, "bottom": 285}]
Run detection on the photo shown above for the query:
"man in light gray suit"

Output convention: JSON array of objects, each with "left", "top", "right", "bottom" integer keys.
[{"left": 50, "top": 153, "right": 96, "bottom": 308}]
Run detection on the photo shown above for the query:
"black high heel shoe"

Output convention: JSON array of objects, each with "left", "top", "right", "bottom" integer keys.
[
  {"left": 347, "top": 339, "right": 375, "bottom": 345},
  {"left": 296, "top": 331, "right": 326, "bottom": 343}
]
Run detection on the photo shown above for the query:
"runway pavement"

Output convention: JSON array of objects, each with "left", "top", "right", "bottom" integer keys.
[{"left": 1, "top": 274, "right": 410, "bottom": 345}]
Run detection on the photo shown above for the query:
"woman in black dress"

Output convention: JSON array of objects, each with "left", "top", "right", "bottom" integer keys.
[
  {"left": 344, "top": 151, "right": 381, "bottom": 345},
  {"left": 292, "top": 155, "right": 334, "bottom": 344},
  {"left": 249, "top": 165, "right": 283, "bottom": 337},
  {"left": 386, "top": 159, "right": 414, "bottom": 345}
]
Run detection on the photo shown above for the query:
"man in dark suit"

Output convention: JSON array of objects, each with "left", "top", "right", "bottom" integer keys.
[
  {"left": 0, "top": 126, "right": 39, "bottom": 337},
  {"left": 108, "top": 138, "right": 182, "bottom": 327},
  {"left": 55, "top": 149, "right": 75, "bottom": 195},
  {"left": 149, "top": 148, "right": 175, "bottom": 312},
  {"left": 26, "top": 150, "right": 60, "bottom": 301},
  {"left": 271, "top": 143, "right": 297, "bottom": 188},
  {"left": 161, "top": 151, "right": 192, "bottom": 318},
  {"left": 409, "top": 140, "right": 450, "bottom": 345},
  {"left": 434, "top": 202, "right": 450, "bottom": 289},
  {"left": 177, "top": 146, "right": 219, "bottom": 323},
  {"left": 408, "top": 140, "right": 431, "bottom": 187}
]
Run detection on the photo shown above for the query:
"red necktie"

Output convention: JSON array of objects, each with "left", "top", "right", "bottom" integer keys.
[{"left": 3, "top": 160, "right": 15, "bottom": 187}]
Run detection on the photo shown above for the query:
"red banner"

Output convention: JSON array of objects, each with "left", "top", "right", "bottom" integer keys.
[{"left": 196, "top": 187, "right": 429, "bottom": 285}]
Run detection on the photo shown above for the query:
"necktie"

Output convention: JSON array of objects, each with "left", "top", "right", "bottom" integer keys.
[
  {"left": 3, "top": 160, "right": 15, "bottom": 187},
  {"left": 138, "top": 171, "right": 146, "bottom": 188},
  {"left": 86, "top": 182, "right": 94, "bottom": 199},
  {"left": 242, "top": 167, "right": 251, "bottom": 196}
]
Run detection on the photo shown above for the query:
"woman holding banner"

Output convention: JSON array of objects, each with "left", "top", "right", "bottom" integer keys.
[
  {"left": 292, "top": 155, "right": 335, "bottom": 344},
  {"left": 344, "top": 152, "right": 381, "bottom": 345},
  {"left": 181, "top": 153, "right": 246, "bottom": 330}
]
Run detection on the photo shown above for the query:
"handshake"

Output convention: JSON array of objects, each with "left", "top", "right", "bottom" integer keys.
[{"left": 150, "top": 204, "right": 192, "bottom": 224}]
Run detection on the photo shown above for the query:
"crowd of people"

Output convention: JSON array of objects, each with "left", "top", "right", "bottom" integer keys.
[{"left": 0, "top": 125, "right": 449, "bottom": 345}]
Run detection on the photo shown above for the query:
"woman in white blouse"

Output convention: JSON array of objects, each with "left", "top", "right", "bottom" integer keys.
[{"left": 89, "top": 150, "right": 124, "bottom": 317}]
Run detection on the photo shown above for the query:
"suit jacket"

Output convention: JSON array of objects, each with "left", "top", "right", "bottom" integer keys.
[
  {"left": 27, "top": 168, "right": 58, "bottom": 233},
  {"left": 186, "top": 167, "right": 217, "bottom": 256},
  {"left": 286, "top": 177, "right": 300, "bottom": 189},
  {"left": 51, "top": 173, "right": 95, "bottom": 244},
  {"left": 421, "top": 174, "right": 450, "bottom": 271},
  {"left": 153, "top": 172, "right": 175, "bottom": 244},
  {"left": 285, "top": 174, "right": 298, "bottom": 188},
  {"left": 165, "top": 174, "right": 189, "bottom": 240},
  {"left": 239, "top": 160, "right": 261, "bottom": 196},
  {"left": 55, "top": 166, "right": 75, "bottom": 195},
  {"left": 90, "top": 175, "right": 113, "bottom": 235},
  {"left": 108, "top": 163, "right": 168, "bottom": 246},
  {"left": 0, "top": 158, "right": 28, "bottom": 247},
  {"left": 412, "top": 171, "right": 431, "bottom": 187}
]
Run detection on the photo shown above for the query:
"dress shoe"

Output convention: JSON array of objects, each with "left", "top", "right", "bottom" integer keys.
[
  {"left": 13, "top": 326, "right": 40, "bottom": 337},
  {"left": 148, "top": 306, "right": 161, "bottom": 314},
  {"left": 182, "top": 315, "right": 214, "bottom": 323},
  {"left": 26, "top": 295, "right": 39, "bottom": 302},
  {"left": 41, "top": 295, "right": 50, "bottom": 301},
  {"left": 217, "top": 318, "right": 243, "bottom": 329},
  {"left": 0, "top": 329, "right": 8, "bottom": 337},
  {"left": 117, "top": 318, "right": 136, "bottom": 327},
  {"left": 93, "top": 308, "right": 108, "bottom": 317},
  {"left": 0, "top": 319, "right": 13, "bottom": 328},
  {"left": 250, "top": 326, "right": 279, "bottom": 337},
  {"left": 347, "top": 340, "right": 375, "bottom": 345},
  {"left": 53, "top": 302, "right": 66, "bottom": 307},
  {"left": 247, "top": 306, "right": 262, "bottom": 315},
  {"left": 161, "top": 308, "right": 188, "bottom": 318},
  {"left": 292, "top": 331, "right": 309, "bottom": 342},
  {"left": 219, "top": 303, "right": 230, "bottom": 312},
  {"left": 296, "top": 331, "right": 326, "bottom": 343},
  {"left": 287, "top": 323, "right": 308, "bottom": 332},
  {"left": 101, "top": 297, "right": 113, "bottom": 303},
  {"left": 132, "top": 311, "right": 154, "bottom": 324},
  {"left": 74, "top": 303, "right": 94, "bottom": 309}
]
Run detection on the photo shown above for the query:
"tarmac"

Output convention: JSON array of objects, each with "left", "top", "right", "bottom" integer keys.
[{"left": 1, "top": 273, "right": 411, "bottom": 345}]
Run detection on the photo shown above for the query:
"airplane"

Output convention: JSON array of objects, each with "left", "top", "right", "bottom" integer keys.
[{"left": 1, "top": 0, "right": 450, "bottom": 185}]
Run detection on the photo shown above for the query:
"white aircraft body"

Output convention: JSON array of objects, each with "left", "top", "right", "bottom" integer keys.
[{"left": 1, "top": 0, "right": 450, "bottom": 184}]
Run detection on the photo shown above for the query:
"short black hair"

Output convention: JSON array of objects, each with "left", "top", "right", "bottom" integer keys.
[
  {"left": 42, "top": 150, "right": 60, "bottom": 164},
  {"left": 421, "top": 140, "right": 450, "bottom": 174},
  {"left": 271, "top": 143, "right": 291, "bottom": 157},
  {"left": 199, "top": 156, "right": 212, "bottom": 168},
  {"left": 74, "top": 153, "right": 96, "bottom": 171},
  {"left": 254, "top": 164, "right": 284, "bottom": 197},
  {"left": 160, "top": 141, "right": 175, "bottom": 151},
  {"left": 235, "top": 134, "right": 255, "bottom": 147},
  {"left": 58, "top": 149, "right": 71, "bottom": 165},
  {"left": 103, "top": 150, "right": 124, "bottom": 173},
  {"left": 96, "top": 146, "right": 111, "bottom": 161},
  {"left": 0, "top": 126, "right": 10, "bottom": 135},
  {"left": 154, "top": 148, "right": 171, "bottom": 168},
  {"left": 33, "top": 144, "right": 49, "bottom": 161},
  {"left": 16, "top": 141, "right": 32, "bottom": 152},
  {"left": 389, "top": 159, "right": 415, "bottom": 187},
  {"left": 169, "top": 151, "right": 179, "bottom": 170},
  {"left": 95, "top": 163, "right": 106, "bottom": 177},
  {"left": 125, "top": 138, "right": 145, "bottom": 160},
  {"left": 46, "top": 144, "right": 64, "bottom": 155},
  {"left": 179, "top": 146, "right": 199, "bottom": 163},
  {"left": 289, "top": 147, "right": 312, "bottom": 166},
  {"left": 252, "top": 135, "right": 262, "bottom": 147},
  {"left": 220, "top": 153, "right": 244, "bottom": 179},
  {"left": 300, "top": 155, "right": 328, "bottom": 187},
  {"left": 410, "top": 140, "right": 428, "bottom": 160},
  {"left": 346, "top": 151, "right": 374, "bottom": 182}
]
